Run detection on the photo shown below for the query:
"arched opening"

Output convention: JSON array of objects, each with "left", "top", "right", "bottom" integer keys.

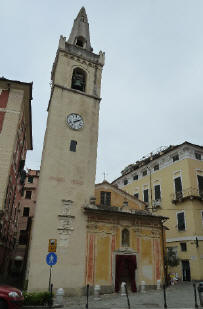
[
  {"left": 75, "top": 36, "right": 86, "bottom": 48},
  {"left": 122, "top": 229, "right": 130, "bottom": 247},
  {"left": 71, "top": 68, "right": 86, "bottom": 92}
]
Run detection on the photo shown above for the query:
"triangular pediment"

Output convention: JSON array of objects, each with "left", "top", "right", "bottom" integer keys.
[{"left": 95, "top": 180, "right": 146, "bottom": 211}]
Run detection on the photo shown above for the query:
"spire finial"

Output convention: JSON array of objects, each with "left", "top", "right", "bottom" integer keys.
[
  {"left": 102, "top": 171, "right": 108, "bottom": 182},
  {"left": 68, "top": 7, "right": 93, "bottom": 52}
]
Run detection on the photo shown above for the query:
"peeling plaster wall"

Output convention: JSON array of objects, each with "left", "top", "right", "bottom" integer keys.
[{"left": 86, "top": 214, "right": 163, "bottom": 291}]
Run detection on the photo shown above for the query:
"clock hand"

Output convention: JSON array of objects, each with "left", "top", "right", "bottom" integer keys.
[{"left": 73, "top": 119, "right": 81, "bottom": 123}]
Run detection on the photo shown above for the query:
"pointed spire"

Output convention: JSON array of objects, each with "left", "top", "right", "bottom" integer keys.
[{"left": 68, "top": 7, "right": 93, "bottom": 52}]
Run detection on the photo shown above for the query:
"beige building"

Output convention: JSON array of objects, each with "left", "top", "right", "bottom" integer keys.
[
  {"left": 112, "top": 142, "right": 203, "bottom": 281},
  {"left": 27, "top": 8, "right": 105, "bottom": 294}
]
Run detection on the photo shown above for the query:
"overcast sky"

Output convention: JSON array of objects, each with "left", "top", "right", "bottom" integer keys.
[{"left": 1, "top": 0, "right": 203, "bottom": 183}]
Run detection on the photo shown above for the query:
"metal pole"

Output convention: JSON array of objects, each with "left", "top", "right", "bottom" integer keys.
[
  {"left": 48, "top": 265, "right": 52, "bottom": 292},
  {"left": 163, "top": 284, "right": 167, "bottom": 309},
  {"left": 193, "top": 283, "right": 198, "bottom": 308},
  {"left": 161, "top": 222, "right": 167, "bottom": 308},
  {"left": 49, "top": 283, "right": 53, "bottom": 308},
  {"left": 86, "top": 284, "right": 89, "bottom": 309},
  {"left": 124, "top": 283, "right": 131, "bottom": 309}
]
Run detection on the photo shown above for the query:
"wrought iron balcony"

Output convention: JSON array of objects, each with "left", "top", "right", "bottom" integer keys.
[
  {"left": 171, "top": 187, "right": 203, "bottom": 204},
  {"left": 152, "top": 199, "right": 161, "bottom": 209}
]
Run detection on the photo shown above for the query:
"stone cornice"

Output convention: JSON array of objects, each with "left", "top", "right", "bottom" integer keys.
[
  {"left": 167, "top": 236, "right": 203, "bottom": 242},
  {"left": 47, "top": 83, "right": 101, "bottom": 111},
  {"left": 61, "top": 46, "right": 103, "bottom": 67},
  {"left": 55, "top": 84, "right": 101, "bottom": 101}
]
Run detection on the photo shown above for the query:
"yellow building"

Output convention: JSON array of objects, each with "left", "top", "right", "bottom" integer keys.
[
  {"left": 85, "top": 181, "right": 167, "bottom": 292},
  {"left": 112, "top": 141, "right": 203, "bottom": 281}
]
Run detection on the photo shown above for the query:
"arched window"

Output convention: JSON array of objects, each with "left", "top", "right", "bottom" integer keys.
[
  {"left": 71, "top": 68, "right": 86, "bottom": 92},
  {"left": 122, "top": 229, "right": 130, "bottom": 247}
]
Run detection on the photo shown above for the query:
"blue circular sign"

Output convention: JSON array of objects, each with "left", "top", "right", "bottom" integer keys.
[{"left": 46, "top": 252, "right": 57, "bottom": 266}]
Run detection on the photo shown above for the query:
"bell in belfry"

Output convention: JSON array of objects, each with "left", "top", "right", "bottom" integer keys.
[{"left": 71, "top": 69, "right": 86, "bottom": 92}]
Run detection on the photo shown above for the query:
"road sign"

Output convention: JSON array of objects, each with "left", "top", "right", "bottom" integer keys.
[
  {"left": 48, "top": 239, "right": 57, "bottom": 252},
  {"left": 46, "top": 252, "right": 57, "bottom": 266}
]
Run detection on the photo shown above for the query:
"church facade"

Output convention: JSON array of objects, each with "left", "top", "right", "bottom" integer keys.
[
  {"left": 26, "top": 8, "right": 166, "bottom": 295},
  {"left": 85, "top": 181, "right": 166, "bottom": 294}
]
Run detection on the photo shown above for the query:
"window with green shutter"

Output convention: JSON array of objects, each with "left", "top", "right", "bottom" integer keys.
[
  {"left": 100, "top": 191, "right": 111, "bottom": 206},
  {"left": 177, "top": 212, "right": 185, "bottom": 231}
]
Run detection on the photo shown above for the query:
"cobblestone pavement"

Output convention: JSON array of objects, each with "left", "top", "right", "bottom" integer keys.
[{"left": 61, "top": 282, "right": 201, "bottom": 309}]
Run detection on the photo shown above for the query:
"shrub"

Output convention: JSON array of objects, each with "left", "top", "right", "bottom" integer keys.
[
  {"left": 166, "top": 248, "right": 180, "bottom": 267},
  {"left": 23, "top": 291, "right": 52, "bottom": 306}
]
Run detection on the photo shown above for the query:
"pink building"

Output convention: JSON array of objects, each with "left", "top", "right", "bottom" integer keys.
[{"left": 12, "top": 170, "right": 40, "bottom": 278}]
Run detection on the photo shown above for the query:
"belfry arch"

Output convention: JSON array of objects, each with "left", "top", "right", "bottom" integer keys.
[{"left": 71, "top": 67, "right": 86, "bottom": 92}]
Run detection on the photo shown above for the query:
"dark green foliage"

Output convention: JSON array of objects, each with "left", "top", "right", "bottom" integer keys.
[
  {"left": 166, "top": 248, "right": 180, "bottom": 267},
  {"left": 23, "top": 291, "right": 52, "bottom": 306}
]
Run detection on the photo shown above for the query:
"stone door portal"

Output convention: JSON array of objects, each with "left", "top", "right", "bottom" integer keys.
[
  {"left": 182, "top": 260, "right": 191, "bottom": 281},
  {"left": 115, "top": 254, "right": 137, "bottom": 292}
]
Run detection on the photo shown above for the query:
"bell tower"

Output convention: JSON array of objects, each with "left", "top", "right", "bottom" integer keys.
[{"left": 27, "top": 7, "right": 105, "bottom": 294}]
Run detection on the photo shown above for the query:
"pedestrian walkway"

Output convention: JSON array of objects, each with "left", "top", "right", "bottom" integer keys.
[{"left": 61, "top": 282, "right": 200, "bottom": 309}]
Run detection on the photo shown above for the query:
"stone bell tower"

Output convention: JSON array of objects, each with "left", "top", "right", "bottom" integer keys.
[{"left": 27, "top": 7, "right": 105, "bottom": 294}]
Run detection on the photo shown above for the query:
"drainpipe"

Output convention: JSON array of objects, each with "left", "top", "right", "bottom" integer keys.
[{"left": 161, "top": 219, "right": 168, "bottom": 308}]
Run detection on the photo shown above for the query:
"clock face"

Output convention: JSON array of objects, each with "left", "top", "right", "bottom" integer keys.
[{"left": 66, "top": 113, "right": 84, "bottom": 130}]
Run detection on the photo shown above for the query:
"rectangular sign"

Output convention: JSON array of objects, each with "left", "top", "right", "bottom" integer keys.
[{"left": 48, "top": 239, "right": 57, "bottom": 252}]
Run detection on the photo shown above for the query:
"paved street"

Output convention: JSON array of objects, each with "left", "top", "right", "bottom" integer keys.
[{"left": 60, "top": 283, "right": 201, "bottom": 309}]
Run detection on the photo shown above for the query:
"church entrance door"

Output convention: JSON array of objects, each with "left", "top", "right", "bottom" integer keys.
[{"left": 115, "top": 254, "right": 137, "bottom": 292}]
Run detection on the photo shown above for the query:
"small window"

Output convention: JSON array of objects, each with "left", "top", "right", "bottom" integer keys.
[
  {"left": 154, "top": 164, "right": 159, "bottom": 171},
  {"left": 174, "top": 177, "right": 182, "bottom": 199},
  {"left": 143, "top": 189, "right": 149, "bottom": 203},
  {"left": 100, "top": 191, "right": 111, "bottom": 206},
  {"left": 25, "top": 190, "right": 32, "bottom": 199},
  {"left": 142, "top": 170, "right": 147, "bottom": 176},
  {"left": 177, "top": 212, "right": 185, "bottom": 231},
  {"left": 18, "top": 160, "right": 25, "bottom": 172},
  {"left": 123, "top": 199, "right": 128, "bottom": 207},
  {"left": 70, "top": 140, "right": 77, "bottom": 152},
  {"left": 195, "top": 152, "right": 201, "bottom": 160},
  {"left": 23, "top": 207, "right": 30, "bottom": 217},
  {"left": 180, "top": 242, "right": 187, "bottom": 251},
  {"left": 197, "top": 175, "right": 203, "bottom": 197},
  {"left": 71, "top": 68, "right": 86, "bottom": 92},
  {"left": 172, "top": 154, "right": 179, "bottom": 162},
  {"left": 154, "top": 185, "right": 161, "bottom": 200},
  {"left": 123, "top": 179, "right": 128, "bottom": 185},
  {"left": 28, "top": 176, "right": 33, "bottom": 183},
  {"left": 133, "top": 174, "right": 138, "bottom": 180},
  {"left": 134, "top": 193, "right": 139, "bottom": 199},
  {"left": 122, "top": 229, "right": 130, "bottom": 247}
]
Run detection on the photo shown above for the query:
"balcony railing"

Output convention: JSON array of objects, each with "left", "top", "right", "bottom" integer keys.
[
  {"left": 171, "top": 187, "right": 203, "bottom": 204},
  {"left": 152, "top": 199, "right": 161, "bottom": 209}
]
